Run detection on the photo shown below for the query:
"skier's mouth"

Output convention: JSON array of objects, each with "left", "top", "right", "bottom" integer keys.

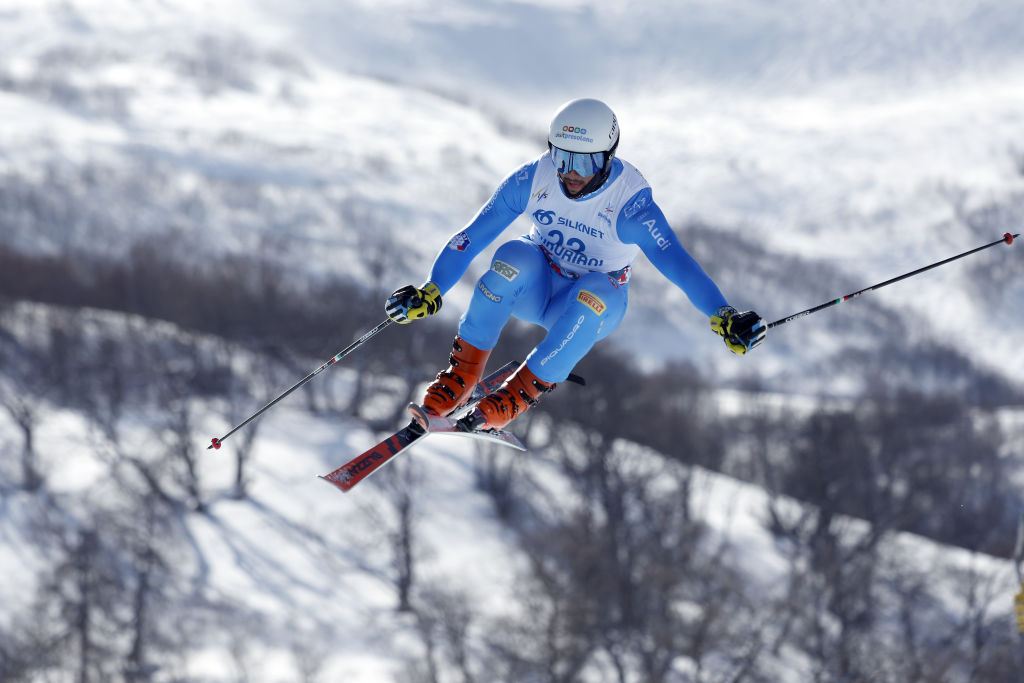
[{"left": 560, "top": 173, "right": 588, "bottom": 194}]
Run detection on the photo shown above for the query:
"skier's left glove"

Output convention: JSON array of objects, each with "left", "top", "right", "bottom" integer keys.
[
  {"left": 386, "top": 282, "right": 443, "bottom": 324},
  {"left": 710, "top": 305, "right": 766, "bottom": 355}
]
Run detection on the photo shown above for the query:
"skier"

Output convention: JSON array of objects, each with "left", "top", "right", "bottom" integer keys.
[{"left": 385, "top": 98, "right": 766, "bottom": 432}]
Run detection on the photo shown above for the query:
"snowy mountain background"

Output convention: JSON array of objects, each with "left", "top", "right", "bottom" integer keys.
[{"left": 1, "top": 1, "right": 1024, "bottom": 681}]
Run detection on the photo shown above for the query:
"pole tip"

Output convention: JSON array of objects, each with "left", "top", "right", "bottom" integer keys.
[
  {"left": 210, "top": 437, "right": 222, "bottom": 450},
  {"left": 1005, "top": 233, "right": 1016, "bottom": 245}
]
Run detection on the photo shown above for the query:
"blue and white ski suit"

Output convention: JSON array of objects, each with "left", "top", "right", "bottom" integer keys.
[{"left": 427, "top": 152, "right": 730, "bottom": 383}]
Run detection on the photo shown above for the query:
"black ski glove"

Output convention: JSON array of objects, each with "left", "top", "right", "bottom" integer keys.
[
  {"left": 710, "top": 305, "right": 766, "bottom": 355},
  {"left": 386, "top": 282, "right": 443, "bottom": 324}
]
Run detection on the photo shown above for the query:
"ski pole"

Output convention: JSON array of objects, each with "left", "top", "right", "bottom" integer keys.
[
  {"left": 768, "top": 232, "right": 1018, "bottom": 330},
  {"left": 208, "top": 318, "right": 395, "bottom": 450}
]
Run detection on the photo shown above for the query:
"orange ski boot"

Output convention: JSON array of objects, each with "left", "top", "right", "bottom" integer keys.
[
  {"left": 459, "top": 364, "right": 556, "bottom": 431},
  {"left": 422, "top": 336, "right": 491, "bottom": 417}
]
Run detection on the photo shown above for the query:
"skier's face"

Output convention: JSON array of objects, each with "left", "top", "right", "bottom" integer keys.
[
  {"left": 559, "top": 170, "right": 595, "bottom": 196},
  {"left": 549, "top": 145, "right": 604, "bottom": 196}
]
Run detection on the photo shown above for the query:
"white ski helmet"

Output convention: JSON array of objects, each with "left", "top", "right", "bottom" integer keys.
[{"left": 547, "top": 98, "right": 620, "bottom": 197}]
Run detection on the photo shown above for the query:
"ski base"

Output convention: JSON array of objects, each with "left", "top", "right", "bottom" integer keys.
[
  {"left": 407, "top": 403, "right": 526, "bottom": 451},
  {"left": 320, "top": 361, "right": 524, "bottom": 493}
]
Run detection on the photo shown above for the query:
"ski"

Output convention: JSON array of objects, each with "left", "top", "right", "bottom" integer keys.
[
  {"left": 319, "top": 421, "right": 426, "bottom": 492},
  {"left": 320, "top": 361, "right": 522, "bottom": 492},
  {"left": 407, "top": 403, "right": 526, "bottom": 451}
]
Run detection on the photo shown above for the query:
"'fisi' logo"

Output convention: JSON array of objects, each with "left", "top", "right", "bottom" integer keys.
[{"left": 448, "top": 231, "right": 471, "bottom": 251}]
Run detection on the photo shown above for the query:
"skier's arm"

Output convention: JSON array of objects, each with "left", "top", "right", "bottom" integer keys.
[
  {"left": 617, "top": 188, "right": 729, "bottom": 318},
  {"left": 427, "top": 161, "right": 536, "bottom": 294}
]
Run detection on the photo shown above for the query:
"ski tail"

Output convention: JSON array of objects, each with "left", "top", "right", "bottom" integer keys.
[{"left": 319, "top": 422, "right": 426, "bottom": 492}]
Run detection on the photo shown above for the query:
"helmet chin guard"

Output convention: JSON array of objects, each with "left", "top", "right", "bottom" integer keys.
[{"left": 547, "top": 98, "right": 620, "bottom": 198}]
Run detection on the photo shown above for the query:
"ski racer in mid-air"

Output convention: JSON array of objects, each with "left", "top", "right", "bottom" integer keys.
[{"left": 385, "top": 97, "right": 766, "bottom": 432}]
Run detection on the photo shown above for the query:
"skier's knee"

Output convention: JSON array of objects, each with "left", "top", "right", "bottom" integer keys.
[
  {"left": 482, "top": 241, "right": 543, "bottom": 295},
  {"left": 491, "top": 240, "right": 540, "bottom": 274}
]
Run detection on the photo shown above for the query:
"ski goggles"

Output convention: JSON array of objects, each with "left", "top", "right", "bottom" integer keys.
[{"left": 550, "top": 145, "right": 606, "bottom": 177}]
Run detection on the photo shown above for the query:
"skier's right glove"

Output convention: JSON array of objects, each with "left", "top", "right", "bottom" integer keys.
[
  {"left": 385, "top": 282, "right": 443, "bottom": 324},
  {"left": 710, "top": 305, "right": 766, "bottom": 355}
]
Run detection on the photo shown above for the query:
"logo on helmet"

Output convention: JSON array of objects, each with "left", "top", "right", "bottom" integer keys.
[{"left": 554, "top": 128, "right": 595, "bottom": 144}]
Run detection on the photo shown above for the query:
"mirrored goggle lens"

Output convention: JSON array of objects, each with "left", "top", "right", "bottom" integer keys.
[{"left": 550, "top": 147, "right": 606, "bottom": 177}]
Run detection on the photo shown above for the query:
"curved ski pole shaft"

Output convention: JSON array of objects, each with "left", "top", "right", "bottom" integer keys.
[
  {"left": 769, "top": 233, "right": 1018, "bottom": 330},
  {"left": 209, "top": 318, "right": 395, "bottom": 450}
]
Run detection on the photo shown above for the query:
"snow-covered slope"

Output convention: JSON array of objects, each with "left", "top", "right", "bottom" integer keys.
[
  {"left": 2, "top": 366, "right": 1016, "bottom": 681},
  {"left": 2, "top": 0, "right": 1022, "bottom": 392}
]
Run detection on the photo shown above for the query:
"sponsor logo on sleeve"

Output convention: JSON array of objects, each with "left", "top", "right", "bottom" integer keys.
[
  {"left": 623, "top": 193, "right": 650, "bottom": 219},
  {"left": 577, "top": 290, "right": 606, "bottom": 315},
  {"left": 477, "top": 281, "right": 502, "bottom": 302},
  {"left": 644, "top": 220, "right": 671, "bottom": 250}
]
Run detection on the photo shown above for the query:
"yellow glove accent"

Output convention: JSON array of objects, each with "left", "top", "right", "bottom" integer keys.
[{"left": 709, "top": 308, "right": 731, "bottom": 337}]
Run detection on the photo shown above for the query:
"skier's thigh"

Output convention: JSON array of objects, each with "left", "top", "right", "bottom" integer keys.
[
  {"left": 571, "top": 272, "right": 628, "bottom": 342},
  {"left": 531, "top": 274, "right": 628, "bottom": 381},
  {"left": 541, "top": 272, "right": 627, "bottom": 340},
  {"left": 481, "top": 239, "right": 552, "bottom": 322}
]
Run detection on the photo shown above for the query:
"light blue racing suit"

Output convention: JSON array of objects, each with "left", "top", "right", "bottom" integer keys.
[{"left": 426, "top": 152, "right": 730, "bottom": 383}]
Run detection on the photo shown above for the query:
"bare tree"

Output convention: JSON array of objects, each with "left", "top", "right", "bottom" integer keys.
[
  {"left": 0, "top": 307, "right": 73, "bottom": 490},
  {"left": 399, "top": 581, "right": 482, "bottom": 683},
  {"left": 159, "top": 396, "right": 205, "bottom": 512},
  {"left": 484, "top": 439, "right": 766, "bottom": 682},
  {"left": 473, "top": 442, "right": 525, "bottom": 522},
  {"left": 0, "top": 385, "right": 44, "bottom": 490},
  {"left": 369, "top": 456, "right": 427, "bottom": 613},
  {"left": 36, "top": 526, "right": 123, "bottom": 683}
]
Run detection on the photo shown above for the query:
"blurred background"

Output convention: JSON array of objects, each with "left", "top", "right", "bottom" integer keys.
[{"left": 1, "top": 1, "right": 1023, "bottom": 681}]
